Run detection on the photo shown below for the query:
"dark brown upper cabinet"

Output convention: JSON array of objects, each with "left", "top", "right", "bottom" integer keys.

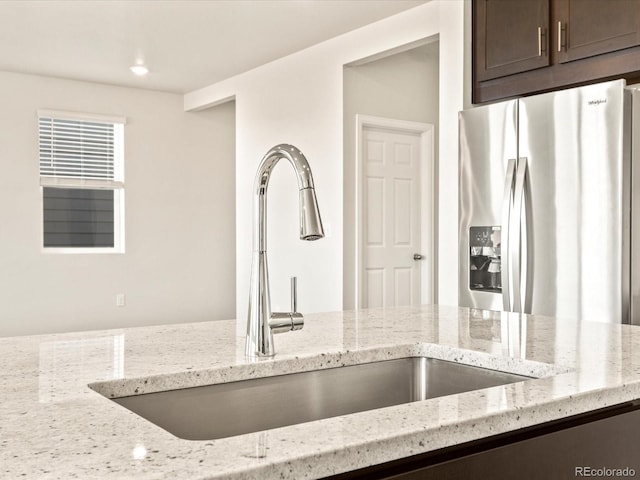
[
  {"left": 473, "top": 0, "right": 640, "bottom": 104},
  {"left": 555, "top": 0, "right": 640, "bottom": 63},
  {"left": 475, "top": 0, "right": 550, "bottom": 81}
]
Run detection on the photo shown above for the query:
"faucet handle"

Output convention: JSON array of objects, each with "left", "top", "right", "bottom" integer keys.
[
  {"left": 269, "top": 277, "right": 304, "bottom": 334},
  {"left": 291, "top": 276, "right": 298, "bottom": 313},
  {"left": 290, "top": 276, "right": 303, "bottom": 331},
  {"left": 269, "top": 311, "right": 303, "bottom": 333}
]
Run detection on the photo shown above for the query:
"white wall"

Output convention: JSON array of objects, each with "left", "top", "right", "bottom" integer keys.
[
  {"left": 342, "top": 42, "right": 440, "bottom": 309},
  {"left": 0, "top": 70, "right": 236, "bottom": 336},
  {"left": 184, "top": 0, "right": 464, "bottom": 329}
]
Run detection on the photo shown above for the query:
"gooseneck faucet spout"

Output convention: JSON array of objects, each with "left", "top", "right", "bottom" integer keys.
[{"left": 246, "top": 144, "right": 324, "bottom": 358}]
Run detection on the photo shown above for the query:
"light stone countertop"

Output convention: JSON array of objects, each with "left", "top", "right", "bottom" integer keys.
[{"left": 3, "top": 304, "right": 640, "bottom": 479}]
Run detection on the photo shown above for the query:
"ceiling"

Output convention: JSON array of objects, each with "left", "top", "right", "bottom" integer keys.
[{"left": 0, "top": 0, "right": 427, "bottom": 94}]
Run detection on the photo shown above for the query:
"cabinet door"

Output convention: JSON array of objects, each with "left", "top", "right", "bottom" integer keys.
[
  {"left": 385, "top": 406, "right": 640, "bottom": 479},
  {"left": 475, "top": 0, "right": 550, "bottom": 82},
  {"left": 556, "top": 0, "right": 640, "bottom": 63}
]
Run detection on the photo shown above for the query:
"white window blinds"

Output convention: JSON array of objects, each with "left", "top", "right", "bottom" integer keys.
[
  {"left": 38, "top": 110, "right": 126, "bottom": 252},
  {"left": 38, "top": 111, "right": 125, "bottom": 185}
]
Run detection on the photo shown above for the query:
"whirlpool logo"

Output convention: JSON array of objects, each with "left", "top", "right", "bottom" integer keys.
[{"left": 587, "top": 98, "right": 607, "bottom": 106}]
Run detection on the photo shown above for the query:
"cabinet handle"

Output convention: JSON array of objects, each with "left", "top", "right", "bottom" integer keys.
[
  {"left": 538, "top": 27, "right": 546, "bottom": 56},
  {"left": 557, "top": 21, "right": 564, "bottom": 52}
]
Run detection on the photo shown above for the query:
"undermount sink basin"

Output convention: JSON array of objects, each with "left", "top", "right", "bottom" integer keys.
[{"left": 110, "top": 357, "right": 530, "bottom": 441}]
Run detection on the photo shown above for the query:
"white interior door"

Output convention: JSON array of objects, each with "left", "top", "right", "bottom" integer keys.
[{"left": 362, "top": 127, "right": 422, "bottom": 308}]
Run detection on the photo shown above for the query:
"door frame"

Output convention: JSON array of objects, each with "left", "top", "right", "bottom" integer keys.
[{"left": 355, "top": 114, "right": 436, "bottom": 309}]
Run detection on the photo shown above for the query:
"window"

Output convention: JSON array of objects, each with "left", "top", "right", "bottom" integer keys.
[{"left": 38, "top": 110, "right": 125, "bottom": 253}]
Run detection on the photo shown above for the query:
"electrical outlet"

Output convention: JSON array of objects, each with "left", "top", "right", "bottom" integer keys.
[{"left": 116, "top": 294, "right": 126, "bottom": 307}]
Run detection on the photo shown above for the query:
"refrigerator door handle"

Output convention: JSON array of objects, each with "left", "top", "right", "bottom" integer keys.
[
  {"left": 512, "top": 157, "right": 528, "bottom": 313},
  {"left": 501, "top": 159, "right": 517, "bottom": 312}
]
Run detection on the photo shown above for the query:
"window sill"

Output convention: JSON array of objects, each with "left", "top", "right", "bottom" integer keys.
[{"left": 41, "top": 247, "right": 125, "bottom": 254}]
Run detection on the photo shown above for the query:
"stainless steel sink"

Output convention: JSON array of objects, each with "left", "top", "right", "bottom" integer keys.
[{"left": 111, "top": 357, "right": 530, "bottom": 440}]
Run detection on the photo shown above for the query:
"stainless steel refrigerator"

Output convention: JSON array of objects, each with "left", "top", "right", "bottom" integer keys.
[{"left": 459, "top": 79, "right": 640, "bottom": 324}]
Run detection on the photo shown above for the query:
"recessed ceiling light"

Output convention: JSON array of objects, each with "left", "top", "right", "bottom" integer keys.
[{"left": 130, "top": 64, "right": 149, "bottom": 76}]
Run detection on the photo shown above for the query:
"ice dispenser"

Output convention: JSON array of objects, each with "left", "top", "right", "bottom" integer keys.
[{"left": 469, "top": 226, "right": 501, "bottom": 292}]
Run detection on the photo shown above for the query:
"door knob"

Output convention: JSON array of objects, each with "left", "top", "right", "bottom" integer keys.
[{"left": 413, "top": 253, "right": 424, "bottom": 261}]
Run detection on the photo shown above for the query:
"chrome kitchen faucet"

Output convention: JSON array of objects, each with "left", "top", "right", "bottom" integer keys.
[{"left": 245, "top": 144, "right": 324, "bottom": 358}]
